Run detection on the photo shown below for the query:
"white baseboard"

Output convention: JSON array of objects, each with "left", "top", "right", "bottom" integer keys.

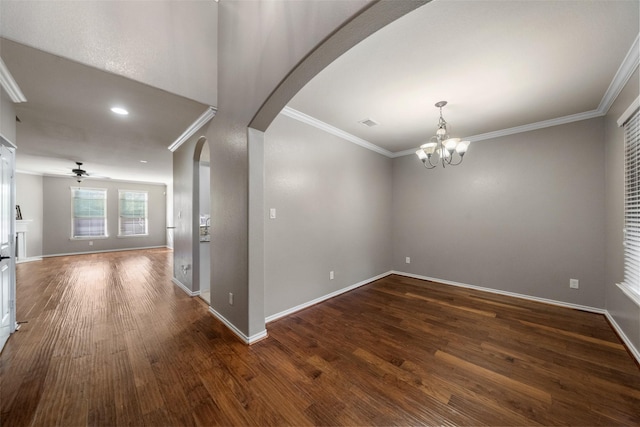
[
  {"left": 16, "top": 256, "right": 42, "bottom": 264},
  {"left": 391, "top": 271, "right": 605, "bottom": 314},
  {"left": 605, "top": 311, "right": 640, "bottom": 365},
  {"left": 208, "top": 306, "right": 268, "bottom": 344},
  {"left": 265, "top": 270, "right": 393, "bottom": 323},
  {"left": 172, "top": 277, "right": 200, "bottom": 297},
  {"left": 42, "top": 245, "right": 168, "bottom": 258}
]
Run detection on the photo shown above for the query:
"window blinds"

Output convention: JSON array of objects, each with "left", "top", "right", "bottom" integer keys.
[
  {"left": 624, "top": 107, "right": 640, "bottom": 296},
  {"left": 72, "top": 188, "right": 107, "bottom": 238}
]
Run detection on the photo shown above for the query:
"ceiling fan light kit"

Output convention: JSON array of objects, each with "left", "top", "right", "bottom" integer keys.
[
  {"left": 415, "top": 101, "right": 470, "bottom": 169},
  {"left": 71, "top": 162, "right": 89, "bottom": 183}
]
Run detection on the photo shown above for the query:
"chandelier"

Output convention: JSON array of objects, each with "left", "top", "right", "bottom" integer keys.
[{"left": 415, "top": 101, "right": 470, "bottom": 169}]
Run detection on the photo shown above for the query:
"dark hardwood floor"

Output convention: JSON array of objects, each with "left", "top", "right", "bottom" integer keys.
[{"left": 1, "top": 248, "right": 639, "bottom": 426}]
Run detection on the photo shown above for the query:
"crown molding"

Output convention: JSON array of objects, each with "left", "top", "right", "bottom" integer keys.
[
  {"left": 282, "top": 33, "right": 640, "bottom": 159},
  {"left": 168, "top": 106, "right": 217, "bottom": 152},
  {"left": 465, "top": 109, "right": 604, "bottom": 144},
  {"left": 599, "top": 33, "right": 639, "bottom": 115},
  {"left": 280, "top": 106, "right": 394, "bottom": 158},
  {"left": 0, "top": 57, "right": 26, "bottom": 103}
]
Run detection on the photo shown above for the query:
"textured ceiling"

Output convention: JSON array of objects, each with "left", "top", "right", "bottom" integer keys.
[
  {"left": 288, "top": 0, "right": 640, "bottom": 154},
  {"left": 3, "top": 0, "right": 639, "bottom": 185},
  {"left": 2, "top": 38, "right": 208, "bottom": 184}
]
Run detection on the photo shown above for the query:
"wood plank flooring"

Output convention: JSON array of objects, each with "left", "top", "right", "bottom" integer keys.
[{"left": 1, "top": 248, "right": 639, "bottom": 426}]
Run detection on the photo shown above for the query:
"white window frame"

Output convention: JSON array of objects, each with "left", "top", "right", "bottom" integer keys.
[
  {"left": 619, "top": 94, "right": 640, "bottom": 307},
  {"left": 70, "top": 187, "right": 108, "bottom": 239},
  {"left": 118, "top": 190, "right": 149, "bottom": 237}
]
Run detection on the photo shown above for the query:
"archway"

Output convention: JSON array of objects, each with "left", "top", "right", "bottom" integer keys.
[{"left": 193, "top": 136, "right": 211, "bottom": 303}]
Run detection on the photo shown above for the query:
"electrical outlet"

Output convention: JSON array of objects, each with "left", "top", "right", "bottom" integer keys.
[
  {"left": 570, "top": 279, "right": 579, "bottom": 289},
  {"left": 406, "top": 257, "right": 410, "bottom": 264},
  {"left": 89, "top": 241, "right": 93, "bottom": 246},
  {"left": 229, "top": 292, "right": 234, "bottom": 305},
  {"left": 330, "top": 271, "right": 334, "bottom": 280}
]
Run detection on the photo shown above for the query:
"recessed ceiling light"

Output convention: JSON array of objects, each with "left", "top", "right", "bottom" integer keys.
[
  {"left": 140, "top": 160, "right": 148, "bottom": 163},
  {"left": 110, "top": 107, "right": 129, "bottom": 115}
]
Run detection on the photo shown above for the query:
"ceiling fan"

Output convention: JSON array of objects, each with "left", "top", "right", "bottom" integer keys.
[{"left": 71, "top": 162, "right": 89, "bottom": 182}]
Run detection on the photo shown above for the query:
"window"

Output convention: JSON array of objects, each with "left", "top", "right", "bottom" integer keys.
[
  {"left": 622, "top": 102, "right": 640, "bottom": 305},
  {"left": 118, "top": 190, "right": 148, "bottom": 237},
  {"left": 71, "top": 187, "right": 107, "bottom": 238}
]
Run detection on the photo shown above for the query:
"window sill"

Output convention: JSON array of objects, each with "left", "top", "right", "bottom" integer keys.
[
  {"left": 117, "top": 234, "right": 149, "bottom": 238},
  {"left": 70, "top": 236, "right": 108, "bottom": 240},
  {"left": 616, "top": 282, "right": 640, "bottom": 308}
]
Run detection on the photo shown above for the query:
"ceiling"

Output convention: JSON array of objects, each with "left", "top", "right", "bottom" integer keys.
[
  {"left": 1, "top": 0, "right": 639, "bottom": 184},
  {"left": 1, "top": 38, "right": 208, "bottom": 185},
  {"left": 289, "top": 0, "right": 640, "bottom": 154}
]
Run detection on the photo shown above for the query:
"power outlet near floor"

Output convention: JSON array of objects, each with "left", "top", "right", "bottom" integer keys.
[{"left": 570, "top": 279, "right": 579, "bottom": 289}]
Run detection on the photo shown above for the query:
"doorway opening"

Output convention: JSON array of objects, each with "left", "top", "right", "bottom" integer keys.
[{"left": 194, "top": 137, "right": 211, "bottom": 304}]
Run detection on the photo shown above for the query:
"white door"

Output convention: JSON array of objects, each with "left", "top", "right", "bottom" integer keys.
[{"left": 0, "top": 143, "right": 15, "bottom": 352}]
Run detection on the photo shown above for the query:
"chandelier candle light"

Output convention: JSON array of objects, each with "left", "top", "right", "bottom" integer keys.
[{"left": 415, "top": 101, "right": 470, "bottom": 169}]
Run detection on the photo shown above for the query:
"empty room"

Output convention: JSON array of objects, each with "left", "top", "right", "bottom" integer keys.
[{"left": 1, "top": 0, "right": 639, "bottom": 425}]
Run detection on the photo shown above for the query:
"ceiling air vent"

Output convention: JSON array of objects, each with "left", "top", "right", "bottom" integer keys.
[{"left": 359, "top": 118, "right": 379, "bottom": 127}]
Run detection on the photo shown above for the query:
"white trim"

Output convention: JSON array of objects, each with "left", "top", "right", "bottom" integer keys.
[
  {"left": 265, "top": 271, "right": 393, "bottom": 323},
  {"left": 282, "top": 33, "right": 640, "bottom": 159},
  {"left": 16, "top": 256, "right": 42, "bottom": 264},
  {"left": 172, "top": 277, "right": 200, "bottom": 297},
  {"left": 391, "top": 271, "right": 605, "bottom": 314},
  {"left": 280, "top": 107, "right": 394, "bottom": 158},
  {"left": 208, "top": 306, "right": 268, "bottom": 344},
  {"left": 463, "top": 110, "right": 604, "bottom": 144},
  {"left": 41, "top": 245, "right": 168, "bottom": 258},
  {"left": 168, "top": 106, "right": 217, "bottom": 152},
  {"left": 617, "top": 94, "right": 640, "bottom": 127},
  {"left": 604, "top": 310, "right": 640, "bottom": 365},
  {"left": 0, "top": 57, "right": 27, "bottom": 103},
  {"left": 0, "top": 133, "right": 16, "bottom": 149},
  {"left": 615, "top": 282, "right": 640, "bottom": 308},
  {"left": 601, "top": 34, "right": 640, "bottom": 116}
]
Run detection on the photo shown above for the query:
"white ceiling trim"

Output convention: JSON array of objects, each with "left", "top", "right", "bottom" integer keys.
[
  {"left": 280, "top": 106, "right": 394, "bottom": 157},
  {"left": 0, "top": 56, "right": 27, "bottom": 103},
  {"left": 282, "top": 32, "right": 640, "bottom": 159},
  {"left": 168, "top": 106, "right": 217, "bottom": 152},
  {"left": 599, "top": 34, "right": 639, "bottom": 115}
]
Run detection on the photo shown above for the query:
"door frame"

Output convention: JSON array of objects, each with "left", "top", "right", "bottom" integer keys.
[{"left": 0, "top": 133, "right": 17, "bottom": 352}]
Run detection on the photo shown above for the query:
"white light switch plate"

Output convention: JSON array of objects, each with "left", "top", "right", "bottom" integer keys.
[{"left": 269, "top": 208, "right": 276, "bottom": 219}]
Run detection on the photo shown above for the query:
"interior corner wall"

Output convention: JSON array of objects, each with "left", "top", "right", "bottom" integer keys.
[
  {"left": 263, "top": 113, "right": 393, "bottom": 318},
  {"left": 392, "top": 117, "right": 606, "bottom": 309},
  {"left": 42, "top": 176, "right": 167, "bottom": 256},
  {"left": 604, "top": 68, "right": 640, "bottom": 353},
  {"left": 16, "top": 173, "right": 43, "bottom": 258}
]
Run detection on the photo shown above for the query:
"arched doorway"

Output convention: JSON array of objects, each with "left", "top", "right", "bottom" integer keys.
[{"left": 194, "top": 137, "right": 211, "bottom": 303}]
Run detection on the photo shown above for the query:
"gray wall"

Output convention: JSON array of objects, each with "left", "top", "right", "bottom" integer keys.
[
  {"left": 604, "top": 68, "right": 640, "bottom": 353},
  {"left": 392, "top": 118, "right": 606, "bottom": 309},
  {"left": 42, "top": 176, "right": 166, "bottom": 256},
  {"left": 264, "top": 113, "right": 393, "bottom": 318},
  {"left": 171, "top": 0, "right": 372, "bottom": 338},
  {"left": 16, "top": 173, "right": 43, "bottom": 258}
]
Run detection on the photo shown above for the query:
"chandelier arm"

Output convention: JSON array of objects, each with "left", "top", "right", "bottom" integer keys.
[
  {"left": 423, "top": 160, "right": 437, "bottom": 169},
  {"left": 448, "top": 154, "right": 465, "bottom": 166}
]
